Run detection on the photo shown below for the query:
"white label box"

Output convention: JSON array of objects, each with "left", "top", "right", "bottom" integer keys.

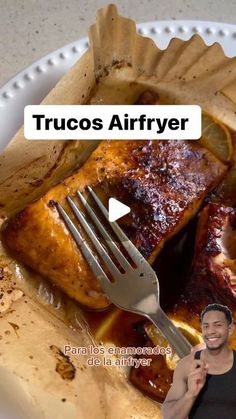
[{"left": 24, "top": 104, "right": 201, "bottom": 140}]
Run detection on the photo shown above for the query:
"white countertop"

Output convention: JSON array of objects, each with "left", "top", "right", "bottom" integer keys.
[{"left": 1, "top": 0, "right": 236, "bottom": 87}]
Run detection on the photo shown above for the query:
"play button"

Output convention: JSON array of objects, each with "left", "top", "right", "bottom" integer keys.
[{"left": 108, "top": 198, "right": 131, "bottom": 222}]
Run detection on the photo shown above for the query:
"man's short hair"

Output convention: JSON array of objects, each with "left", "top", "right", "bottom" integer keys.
[{"left": 200, "top": 303, "right": 233, "bottom": 325}]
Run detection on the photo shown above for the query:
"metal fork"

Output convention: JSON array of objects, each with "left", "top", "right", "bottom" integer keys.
[{"left": 56, "top": 187, "right": 192, "bottom": 358}]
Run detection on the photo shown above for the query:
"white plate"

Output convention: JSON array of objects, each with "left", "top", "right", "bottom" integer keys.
[
  {"left": 0, "top": 19, "right": 236, "bottom": 419},
  {"left": 1, "top": 20, "right": 236, "bottom": 151}
]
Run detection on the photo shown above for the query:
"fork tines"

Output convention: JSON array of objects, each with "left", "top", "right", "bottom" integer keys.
[{"left": 56, "top": 187, "right": 144, "bottom": 283}]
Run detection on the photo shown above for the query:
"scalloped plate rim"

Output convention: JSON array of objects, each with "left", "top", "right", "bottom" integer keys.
[{"left": 1, "top": 19, "right": 236, "bottom": 151}]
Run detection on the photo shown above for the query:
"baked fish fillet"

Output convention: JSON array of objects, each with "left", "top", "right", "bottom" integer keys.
[
  {"left": 183, "top": 202, "right": 236, "bottom": 312},
  {"left": 1, "top": 140, "right": 227, "bottom": 309}
]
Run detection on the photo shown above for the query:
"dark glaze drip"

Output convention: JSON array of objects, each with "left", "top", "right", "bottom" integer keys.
[{"left": 130, "top": 342, "right": 174, "bottom": 403}]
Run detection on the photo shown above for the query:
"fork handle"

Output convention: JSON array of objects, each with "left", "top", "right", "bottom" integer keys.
[{"left": 148, "top": 308, "right": 192, "bottom": 358}]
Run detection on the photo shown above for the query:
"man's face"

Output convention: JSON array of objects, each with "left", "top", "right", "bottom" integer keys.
[{"left": 201, "top": 310, "right": 233, "bottom": 351}]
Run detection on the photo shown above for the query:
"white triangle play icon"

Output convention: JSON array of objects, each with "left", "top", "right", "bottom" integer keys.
[{"left": 108, "top": 197, "right": 131, "bottom": 222}]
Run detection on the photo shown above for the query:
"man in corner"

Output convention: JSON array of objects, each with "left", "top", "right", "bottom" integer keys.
[{"left": 162, "top": 303, "right": 236, "bottom": 419}]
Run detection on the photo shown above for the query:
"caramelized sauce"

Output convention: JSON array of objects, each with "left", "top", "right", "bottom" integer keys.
[
  {"left": 154, "top": 218, "right": 197, "bottom": 309},
  {"left": 83, "top": 307, "right": 173, "bottom": 403},
  {"left": 83, "top": 306, "right": 147, "bottom": 347},
  {"left": 129, "top": 346, "right": 174, "bottom": 403}
]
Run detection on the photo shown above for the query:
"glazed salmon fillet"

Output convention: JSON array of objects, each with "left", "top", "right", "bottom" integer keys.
[
  {"left": 183, "top": 202, "right": 236, "bottom": 312},
  {"left": 2, "top": 140, "right": 227, "bottom": 309}
]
